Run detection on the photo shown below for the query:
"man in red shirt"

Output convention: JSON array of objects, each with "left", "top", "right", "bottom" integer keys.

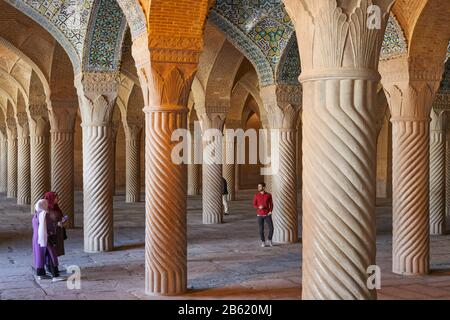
[{"left": 253, "top": 182, "right": 274, "bottom": 247}]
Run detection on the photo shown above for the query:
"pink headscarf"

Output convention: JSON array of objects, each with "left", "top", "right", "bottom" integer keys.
[{"left": 44, "top": 192, "right": 59, "bottom": 210}]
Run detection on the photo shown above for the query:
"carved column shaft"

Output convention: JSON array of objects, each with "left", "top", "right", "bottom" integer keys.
[
  {"left": 49, "top": 107, "right": 77, "bottom": 228},
  {"left": 131, "top": 31, "right": 199, "bottom": 295},
  {"left": 200, "top": 112, "right": 226, "bottom": 224},
  {"left": 0, "top": 126, "right": 7, "bottom": 193},
  {"left": 187, "top": 124, "right": 201, "bottom": 196},
  {"left": 429, "top": 110, "right": 446, "bottom": 235},
  {"left": 381, "top": 58, "right": 443, "bottom": 275},
  {"left": 111, "top": 121, "right": 120, "bottom": 195},
  {"left": 222, "top": 130, "right": 235, "bottom": 201},
  {"left": 261, "top": 85, "right": 301, "bottom": 244},
  {"left": 6, "top": 118, "right": 17, "bottom": 198},
  {"left": 16, "top": 113, "right": 30, "bottom": 205},
  {"left": 284, "top": 0, "right": 396, "bottom": 300},
  {"left": 446, "top": 125, "right": 450, "bottom": 216},
  {"left": 124, "top": 123, "right": 142, "bottom": 203},
  {"left": 391, "top": 119, "right": 430, "bottom": 274},
  {"left": 75, "top": 72, "right": 119, "bottom": 252},
  {"left": 28, "top": 106, "right": 50, "bottom": 211}
]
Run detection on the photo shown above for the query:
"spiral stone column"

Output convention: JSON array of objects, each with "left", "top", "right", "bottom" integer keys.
[
  {"left": 284, "top": 0, "right": 396, "bottom": 299},
  {"left": 0, "top": 124, "right": 7, "bottom": 193},
  {"left": 6, "top": 118, "right": 17, "bottom": 198},
  {"left": 446, "top": 111, "right": 450, "bottom": 216},
  {"left": 260, "top": 120, "right": 272, "bottom": 193},
  {"left": 187, "top": 123, "right": 201, "bottom": 196},
  {"left": 131, "top": 26, "right": 208, "bottom": 293},
  {"left": 75, "top": 72, "right": 119, "bottom": 253},
  {"left": 16, "top": 113, "right": 30, "bottom": 205},
  {"left": 111, "top": 120, "right": 120, "bottom": 196},
  {"left": 380, "top": 57, "right": 444, "bottom": 275},
  {"left": 429, "top": 109, "right": 446, "bottom": 235},
  {"left": 261, "top": 85, "right": 301, "bottom": 244},
  {"left": 223, "top": 128, "right": 236, "bottom": 201},
  {"left": 199, "top": 111, "right": 226, "bottom": 224},
  {"left": 124, "top": 121, "right": 142, "bottom": 203},
  {"left": 49, "top": 106, "right": 77, "bottom": 228},
  {"left": 28, "top": 105, "right": 50, "bottom": 211}
]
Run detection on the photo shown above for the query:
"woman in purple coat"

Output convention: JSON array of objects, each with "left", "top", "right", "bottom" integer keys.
[{"left": 32, "top": 199, "right": 63, "bottom": 281}]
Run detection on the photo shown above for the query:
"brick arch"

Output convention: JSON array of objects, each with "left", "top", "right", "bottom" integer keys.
[
  {"left": 204, "top": 40, "right": 245, "bottom": 112},
  {"left": 0, "top": 68, "right": 29, "bottom": 107},
  {"left": 227, "top": 71, "right": 265, "bottom": 127},
  {"left": 16, "top": 90, "right": 27, "bottom": 114},
  {"left": 394, "top": 0, "right": 450, "bottom": 60},
  {"left": 0, "top": 37, "right": 50, "bottom": 99},
  {"left": 28, "top": 70, "right": 47, "bottom": 107},
  {"left": 82, "top": 0, "right": 128, "bottom": 72},
  {"left": 50, "top": 44, "right": 77, "bottom": 106},
  {"left": 126, "top": 85, "right": 144, "bottom": 120},
  {"left": 115, "top": 0, "right": 147, "bottom": 39},
  {"left": 209, "top": 11, "right": 274, "bottom": 87},
  {"left": 0, "top": 87, "right": 15, "bottom": 109},
  {"left": 2, "top": 0, "right": 81, "bottom": 72}
]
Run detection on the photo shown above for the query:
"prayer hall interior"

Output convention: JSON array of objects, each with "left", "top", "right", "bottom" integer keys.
[{"left": 1, "top": 0, "right": 450, "bottom": 300}]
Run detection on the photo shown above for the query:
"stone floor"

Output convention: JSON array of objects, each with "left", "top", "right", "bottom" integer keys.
[{"left": 1, "top": 190, "right": 450, "bottom": 300}]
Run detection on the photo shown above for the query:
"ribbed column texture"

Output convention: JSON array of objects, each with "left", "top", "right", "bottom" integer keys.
[
  {"left": 51, "top": 131, "right": 75, "bottom": 228},
  {"left": 83, "top": 125, "right": 114, "bottom": 252},
  {"left": 0, "top": 135, "right": 7, "bottom": 193},
  {"left": 202, "top": 135, "right": 223, "bottom": 224},
  {"left": 222, "top": 133, "right": 235, "bottom": 201},
  {"left": 302, "top": 79, "right": 377, "bottom": 300},
  {"left": 429, "top": 128, "right": 445, "bottom": 235},
  {"left": 17, "top": 135, "right": 30, "bottom": 205},
  {"left": 392, "top": 120, "right": 430, "bottom": 275},
  {"left": 125, "top": 136, "right": 141, "bottom": 203},
  {"left": 271, "top": 129, "right": 298, "bottom": 243},
  {"left": 7, "top": 137, "right": 17, "bottom": 198},
  {"left": 145, "top": 110, "right": 187, "bottom": 295},
  {"left": 30, "top": 135, "right": 50, "bottom": 210}
]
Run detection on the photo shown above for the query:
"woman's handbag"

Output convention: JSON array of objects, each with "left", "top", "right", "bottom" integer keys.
[{"left": 63, "top": 227, "right": 68, "bottom": 240}]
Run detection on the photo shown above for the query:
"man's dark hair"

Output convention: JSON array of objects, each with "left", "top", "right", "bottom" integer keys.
[{"left": 258, "top": 182, "right": 266, "bottom": 187}]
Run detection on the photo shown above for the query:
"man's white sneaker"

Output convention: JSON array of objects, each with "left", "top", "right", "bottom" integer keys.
[
  {"left": 261, "top": 242, "right": 266, "bottom": 248},
  {"left": 52, "top": 276, "right": 66, "bottom": 282},
  {"left": 268, "top": 241, "right": 273, "bottom": 247}
]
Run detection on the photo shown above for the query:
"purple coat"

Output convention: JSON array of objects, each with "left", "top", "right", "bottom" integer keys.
[{"left": 32, "top": 213, "right": 58, "bottom": 269}]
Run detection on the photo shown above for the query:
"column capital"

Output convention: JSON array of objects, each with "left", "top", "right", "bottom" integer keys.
[
  {"left": 132, "top": 34, "right": 197, "bottom": 114},
  {"left": 16, "top": 112, "right": 29, "bottom": 138},
  {"left": 48, "top": 107, "right": 77, "bottom": 133},
  {"left": 75, "top": 72, "right": 120, "bottom": 126},
  {"left": 0, "top": 123, "right": 6, "bottom": 138},
  {"left": 27, "top": 104, "right": 49, "bottom": 137},
  {"left": 197, "top": 111, "right": 226, "bottom": 131},
  {"left": 284, "top": 0, "right": 395, "bottom": 76},
  {"left": 431, "top": 108, "right": 446, "bottom": 132},
  {"left": 123, "top": 119, "right": 143, "bottom": 141},
  {"left": 380, "top": 56, "right": 445, "bottom": 85},
  {"left": 261, "top": 84, "right": 302, "bottom": 130},
  {"left": 6, "top": 117, "right": 17, "bottom": 138}
]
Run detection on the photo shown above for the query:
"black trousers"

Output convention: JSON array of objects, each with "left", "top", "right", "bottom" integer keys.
[{"left": 258, "top": 215, "right": 274, "bottom": 242}]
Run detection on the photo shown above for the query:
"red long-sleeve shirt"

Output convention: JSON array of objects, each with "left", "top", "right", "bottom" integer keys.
[{"left": 253, "top": 192, "right": 273, "bottom": 216}]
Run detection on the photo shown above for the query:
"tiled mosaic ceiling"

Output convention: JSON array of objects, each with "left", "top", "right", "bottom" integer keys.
[
  {"left": 213, "top": 1, "right": 408, "bottom": 85},
  {"left": 84, "top": 0, "right": 126, "bottom": 71},
  {"left": 13, "top": 0, "right": 92, "bottom": 53},
  {"left": 212, "top": 0, "right": 295, "bottom": 86},
  {"left": 380, "top": 15, "right": 407, "bottom": 60}
]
